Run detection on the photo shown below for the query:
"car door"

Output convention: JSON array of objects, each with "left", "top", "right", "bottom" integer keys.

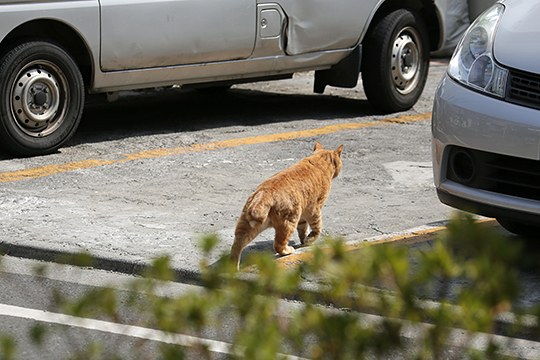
[{"left": 99, "top": 0, "right": 256, "bottom": 71}]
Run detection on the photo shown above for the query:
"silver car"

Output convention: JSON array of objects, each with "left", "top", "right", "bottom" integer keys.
[
  {"left": 432, "top": 0, "right": 540, "bottom": 237},
  {"left": 0, "top": 0, "right": 447, "bottom": 157}
]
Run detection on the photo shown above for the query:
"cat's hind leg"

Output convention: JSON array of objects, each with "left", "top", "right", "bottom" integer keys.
[
  {"left": 273, "top": 220, "right": 296, "bottom": 256},
  {"left": 230, "top": 216, "right": 266, "bottom": 270}
]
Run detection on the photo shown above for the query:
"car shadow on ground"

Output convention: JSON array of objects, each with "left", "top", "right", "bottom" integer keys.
[{"left": 69, "top": 86, "right": 376, "bottom": 146}]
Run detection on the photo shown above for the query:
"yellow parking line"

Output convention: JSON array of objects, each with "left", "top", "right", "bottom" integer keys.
[
  {"left": 275, "top": 225, "right": 446, "bottom": 270},
  {"left": 0, "top": 159, "right": 117, "bottom": 183},
  {"left": 0, "top": 112, "right": 431, "bottom": 183},
  {"left": 275, "top": 219, "right": 497, "bottom": 270},
  {"left": 122, "top": 112, "right": 430, "bottom": 161}
]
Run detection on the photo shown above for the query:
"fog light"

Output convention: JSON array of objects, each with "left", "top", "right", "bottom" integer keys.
[{"left": 450, "top": 149, "right": 475, "bottom": 184}]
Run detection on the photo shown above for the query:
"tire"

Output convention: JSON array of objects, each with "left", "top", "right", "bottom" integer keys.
[
  {"left": 361, "top": 9, "right": 429, "bottom": 113},
  {"left": 497, "top": 218, "right": 540, "bottom": 239},
  {"left": 0, "top": 41, "right": 84, "bottom": 157}
]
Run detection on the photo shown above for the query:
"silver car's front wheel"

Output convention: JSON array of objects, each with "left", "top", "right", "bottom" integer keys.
[
  {"left": 0, "top": 41, "right": 84, "bottom": 157},
  {"left": 391, "top": 26, "right": 422, "bottom": 95},
  {"left": 362, "top": 9, "right": 429, "bottom": 113}
]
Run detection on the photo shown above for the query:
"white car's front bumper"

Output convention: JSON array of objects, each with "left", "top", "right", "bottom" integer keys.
[{"left": 432, "top": 74, "right": 540, "bottom": 224}]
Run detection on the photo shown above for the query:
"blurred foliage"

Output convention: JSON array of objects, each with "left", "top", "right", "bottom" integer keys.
[
  {"left": 1, "top": 213, "right": 538, "bottom": 359},
  {"left": 0, "top": 337, "right": 15, "bottom": 360}
]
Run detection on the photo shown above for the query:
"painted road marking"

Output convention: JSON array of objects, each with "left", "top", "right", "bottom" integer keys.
[
  {"left": 0, "top": 112, "right": 431, "bottom": 183},
  {"left": 0, "top": 159, "right": 116, "bottom": 183},
  {"left": 0, "top": 303, "right": 307, "bottom": 359},
  {"left": 275, "top": 219, "right": 497, "bottom": 270}
]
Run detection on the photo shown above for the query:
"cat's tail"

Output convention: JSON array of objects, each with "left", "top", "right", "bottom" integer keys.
[
  {"left": 230, "top": 191, "right": 273, "bottom": 270},
  {"left": 244, "top": 191, "right": 273, "bottom": 226}
]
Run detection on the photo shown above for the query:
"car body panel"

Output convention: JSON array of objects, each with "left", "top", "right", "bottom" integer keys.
[
  {"left": 100, "top": 0, "right": 257, "bottom": 71},
  {"left": 493, "top": 0, "right": 540, "bottom": 74}
]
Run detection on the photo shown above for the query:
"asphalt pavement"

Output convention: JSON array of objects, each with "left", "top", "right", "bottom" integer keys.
[{"left": 1, "top": 60, "right": 454, "bottom": 276}]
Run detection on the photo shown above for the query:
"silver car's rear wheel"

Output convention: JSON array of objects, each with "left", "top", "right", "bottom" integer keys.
[
  {"left": 0, "top": 41, "right": 84, "bottom": 157},
  {"left": 11, "top": 60, "right": 67, "bottom": 138}
]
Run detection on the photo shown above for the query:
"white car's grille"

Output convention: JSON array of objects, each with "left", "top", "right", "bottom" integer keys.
[{"left": 507, "top": 70, "right": 540, "bottom": 110}]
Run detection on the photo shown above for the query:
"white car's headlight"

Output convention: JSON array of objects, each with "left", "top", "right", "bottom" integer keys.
[{"left": 448, "top": 4, "right": 508, "bottom": 97}]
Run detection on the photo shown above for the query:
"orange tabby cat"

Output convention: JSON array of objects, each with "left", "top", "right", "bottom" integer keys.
[{"left": 230, "top": 142, "right": 343, "bottom": 269}]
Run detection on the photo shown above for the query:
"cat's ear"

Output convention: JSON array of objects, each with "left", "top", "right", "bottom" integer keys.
[
  {"left": 313, "top": 142, "right": 323, "bottom": 151},
  {"left": 336, "top": 145, "right": 344, "bottom": 157}
]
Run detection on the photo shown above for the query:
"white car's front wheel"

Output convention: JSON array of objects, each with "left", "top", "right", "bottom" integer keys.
[
  {"left": 497, "top": 218, "right": 540, "bottom": 239},
  {"left": 361, "top": 9, "right": 429, "bottom": 113}
]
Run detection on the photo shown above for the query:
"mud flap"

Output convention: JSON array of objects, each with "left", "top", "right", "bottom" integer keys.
[{"left": 314, "top": 46, "right": 361, "bottom": 94}]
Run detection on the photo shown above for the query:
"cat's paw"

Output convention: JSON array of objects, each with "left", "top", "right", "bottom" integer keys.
[
  {"left": 301, "top": 234, "right": 319, "bottom": 246},
  {"left": 277, "top": 245, "right": 295, "bottom": 256}
]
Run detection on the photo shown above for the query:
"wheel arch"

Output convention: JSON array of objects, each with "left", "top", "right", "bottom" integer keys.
[{"left": 0, "top": 19, "right": 94, "bottom": 89}]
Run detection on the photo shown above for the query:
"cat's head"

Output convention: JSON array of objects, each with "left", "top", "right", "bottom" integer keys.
[{"left": 313, "top": 142, "right": 344, "bottom": 178}]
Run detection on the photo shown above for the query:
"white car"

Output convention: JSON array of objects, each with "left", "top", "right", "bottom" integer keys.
[
  {"left": 0, "top": 0, "right": 448, "bottom": 157},
  {"left": 432, "top": 0, "right": 540, "bottom": 237}
]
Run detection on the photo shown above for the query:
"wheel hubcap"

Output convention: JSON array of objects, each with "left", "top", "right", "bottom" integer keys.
[
  {"left": 10, "top": 61, "right": 67, "bottom": 137},
  {"left": 391, "top": 27, "right": 422, "bottom": 95}
]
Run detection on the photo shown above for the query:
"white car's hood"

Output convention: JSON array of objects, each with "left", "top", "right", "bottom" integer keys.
[{"left": 494, "top": 0, "right": 540, "bottom": 74}]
